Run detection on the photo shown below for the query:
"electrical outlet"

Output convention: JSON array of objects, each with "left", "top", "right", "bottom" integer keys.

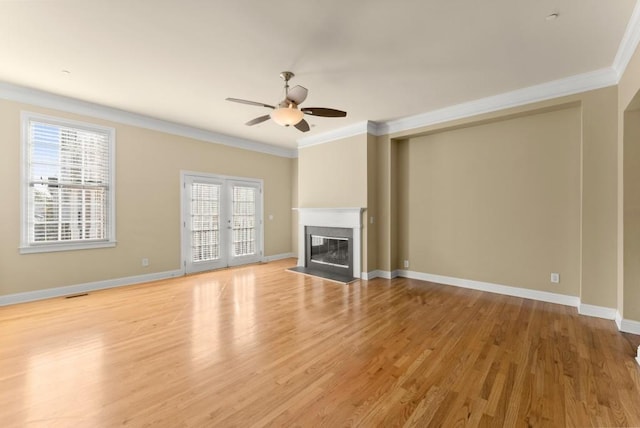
[
  {"left": 404, "top": 260, "right": 409, "bottom": 269},
  {"left": 142, "top": 258, "right": 149, "bottom": 267},
  {"left": 550, "top": 273, "right": 560, "bottom": 283},
  {"left": 370, "top": 216, "right": 375, "bottom": 224}
]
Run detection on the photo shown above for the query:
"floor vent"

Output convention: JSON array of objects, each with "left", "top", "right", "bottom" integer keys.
[{"left": 65, "top": 293, "right": 89, "bottom": 299}]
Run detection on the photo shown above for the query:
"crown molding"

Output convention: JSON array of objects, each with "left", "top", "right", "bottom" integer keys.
[
  {"left": 379, "top": 68, "right": 618, "bottom": 135},
  {"left": 297, "top": 120, "right": 367, "bottom": 148},
  {"left": 613, "top": 0, "right": 640, "bottom": 79},
  {"left": 0, "top": 81, "right": 297, "bottom": 158},
  {"left": 297, "top": 120, "right": 383, "bottom": 149},
  {"left": 295, "top": 67, "right": 618, "bottom": 147}
]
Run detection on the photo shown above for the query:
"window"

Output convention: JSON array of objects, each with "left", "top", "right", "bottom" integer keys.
[{"left": 21, "top": 112, "right": 115, "bottom": 253}]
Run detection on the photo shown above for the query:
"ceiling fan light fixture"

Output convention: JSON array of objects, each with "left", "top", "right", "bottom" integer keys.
[
  {"left": 271, "top": 104, "right": 304, "bottom": 126},
  {"left": 227, "top": 71, "right": 346, "bottom": 133}
]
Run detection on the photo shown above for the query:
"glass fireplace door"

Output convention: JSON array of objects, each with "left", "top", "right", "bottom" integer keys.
[
  {"left": 305, "top": 226, "right": 353, "bottom": 277},
  {"left": 309, "top": 235, "right": 350, "bottom": 268}
]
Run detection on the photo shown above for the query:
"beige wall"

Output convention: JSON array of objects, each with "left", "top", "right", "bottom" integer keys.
[
  {"left": 0, "top": 99, "right": 294, "bottom": 297},
  {"left": 396, "top": 140, "right": 410, "bottom": 271},
  {"left": 291, "top": 158, "right": 299, "bottom": 258},
  {"left": 373, "top": 135, "right": 394, "bottom": 272},
  {"left": 297, "top": 135, "right": 368, "bottom": 208},
  {"left": 366, "top": 134, "right": 378, "bottom": 270},
  {"left": 580, "top": 87, "right": 619, "bottom": 308},
  {"left": 623, "top": 109, "right": 640, "bottom": 320},
  {"left": 400, "top": 107, "right": 581, "bottom": 295},
  {"left": 620, "top": 39, "right": 640, "bottom": 321}
]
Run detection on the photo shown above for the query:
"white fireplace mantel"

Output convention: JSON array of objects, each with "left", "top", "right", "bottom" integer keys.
[{"left": 294, "top": 207, "right": 365, "bottom": 278}]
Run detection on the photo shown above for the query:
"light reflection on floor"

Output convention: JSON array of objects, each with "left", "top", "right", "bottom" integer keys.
[
  {"left": 189, "top": 270, "right": 257, "bottom": 368},
  {"left": 26, "top": 334, "right": 104, "bottom": 426},
  {"left": 190, "top": 279, "right": 221, "bottom": 366}
]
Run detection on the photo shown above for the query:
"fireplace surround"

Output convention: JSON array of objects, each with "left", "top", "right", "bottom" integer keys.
[{"left": 290, "top": 208, "right": 364, "bottom": 282}]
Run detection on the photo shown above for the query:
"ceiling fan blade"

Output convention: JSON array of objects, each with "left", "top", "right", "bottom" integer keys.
[
  {"left": 301, "top": 107, "right": 347, "bottom": 117},
  {"left": 245, "top": 115, "right": 271, "bottom": 126},
  {"left": 226, "top": 98, "right": 275, "bottom": 109},
  {"left": 286, "top": 85, "right": 308, "bottom": 105},
  {"left": 294, "top": 119, "right": 310, "bottom": 132}
]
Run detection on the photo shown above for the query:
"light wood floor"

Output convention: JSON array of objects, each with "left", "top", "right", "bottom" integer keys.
[{"left": 1, "top": 259, "right": 639, "bottom": 427}]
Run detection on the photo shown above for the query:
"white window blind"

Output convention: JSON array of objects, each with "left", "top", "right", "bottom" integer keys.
[
  {"left": 190, "top": 182, "right": 221, "bottom": 262},
  {"left": 21, "top": 112, "right": 115, "bottom": 253},
  {"left": 232, "top": 186, "right": 256, "bottom": 257}
]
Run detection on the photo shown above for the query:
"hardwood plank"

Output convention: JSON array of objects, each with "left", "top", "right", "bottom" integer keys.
[{"left": 0, "top": 259, "right": 639, "bottom": 427}]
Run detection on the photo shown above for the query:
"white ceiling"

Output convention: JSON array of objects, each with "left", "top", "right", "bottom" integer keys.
[{"left": 0, "top": 0, "right": 637, "bottom": 151}]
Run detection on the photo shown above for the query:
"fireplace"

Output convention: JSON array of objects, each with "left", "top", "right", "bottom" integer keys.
[
  {"left": 306, "top": 226, "right": 353, "bottom": 278},
  {"left": 289, "top": 208, "right": 363, "bottom": 283}
]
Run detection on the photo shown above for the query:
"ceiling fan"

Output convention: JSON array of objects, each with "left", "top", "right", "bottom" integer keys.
[{"left": 226, "top": 71, "right": 347, "bottom": 132}]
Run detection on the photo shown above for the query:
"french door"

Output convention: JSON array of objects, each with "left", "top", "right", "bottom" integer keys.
[{"left": 182, "top": 173, "right": 263, "bottom": 274}]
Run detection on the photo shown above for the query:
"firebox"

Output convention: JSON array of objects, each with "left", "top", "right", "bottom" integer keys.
[{"left": 305, "top": 226, "right": 353, "bottom": 278}]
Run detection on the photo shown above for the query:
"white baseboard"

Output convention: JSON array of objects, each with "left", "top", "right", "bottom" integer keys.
[
  {"left": 361, "top": 271, "right": 375, "bottom": 280},
  {"left": 264, "top": 252, "right": 295, "bottom": 262},
  {"left": 579, "top": 303, "right": 617, "bottom": 320},
  {"left": 377, "top": 270, "right": 399, "bottom": 279},
  {"left": 615, "top": 310, "right": 640, "bottom": 335},
  {"left": 0, "top": 269, "right": 183, "bottom": 306},
  {"left": 396, "top": 270, "right": 640, "bottom": 334},
  {"left": 397, "top": 270, "right": 580, "bottom": 308},
  {"left": 361, "top": 270, "right": 399, "bottom": 280},
  {"left": 619, "top": 317, "right": 640, "bottom": 335}
]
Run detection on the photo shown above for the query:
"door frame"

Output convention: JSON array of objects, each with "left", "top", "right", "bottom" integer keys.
[{"left": 180, "top": 170, "right": 264, "bottom": 275}]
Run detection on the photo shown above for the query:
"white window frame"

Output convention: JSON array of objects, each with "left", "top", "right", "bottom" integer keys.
[{"left": 20, "top": 111, "right": 116, "bottom": 254}]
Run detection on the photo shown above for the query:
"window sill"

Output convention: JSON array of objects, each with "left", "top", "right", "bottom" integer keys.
[{"left": 19, "top": 240, "right": 117, "bottom": 254}]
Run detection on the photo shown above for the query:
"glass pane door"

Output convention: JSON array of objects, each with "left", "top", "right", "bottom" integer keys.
[
  {"left": 185, "top": 177, "right": 226, "bottom": 273},
  {"left": 183, "top": 174, "right": 262, "bottom": 274},
  {"left": 228, "top": 182, "right": 261, "bottom": 266},
  {"left": 191, "top": 182, "right": 221, "bottom": 262}
]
